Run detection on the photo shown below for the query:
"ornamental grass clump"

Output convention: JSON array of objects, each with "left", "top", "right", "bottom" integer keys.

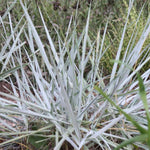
[{"left": 0, "top": 0, "right": 150, "bottom": 149}]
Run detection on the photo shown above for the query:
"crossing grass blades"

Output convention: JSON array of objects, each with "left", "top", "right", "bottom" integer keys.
[{"left": 0, "top": 0, "right": 150, "bottom": 149}]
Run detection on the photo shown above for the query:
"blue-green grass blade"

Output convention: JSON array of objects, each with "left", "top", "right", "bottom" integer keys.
[
  {"left": 137, "top": 73, "right": 150, "bottom": 147},
  {"left": 114, "top": 134, "right": 148, "bottom": 150},
  {"left": 94, "top": 86, "right": 147, "bottom": 134},
  {"left": 0, "top": 63, "right": 28, "bottom": 81}
]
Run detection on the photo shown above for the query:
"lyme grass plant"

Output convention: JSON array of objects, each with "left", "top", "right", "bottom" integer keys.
[{"left": 0, "top": 0, "right": 150, "bottom": 149}]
